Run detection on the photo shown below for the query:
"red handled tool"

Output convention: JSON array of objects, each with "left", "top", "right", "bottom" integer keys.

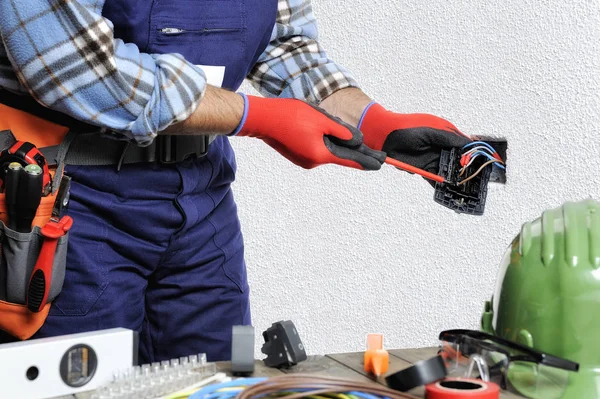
[
  {"left": 27, "top": 176, "right": 72, "bottom": 313},
  {"left": 385, "top": 157, "right": 446, "bottom": 183},
  {"left": 26, "top": 216, "right": 72, "bottom": 312}
]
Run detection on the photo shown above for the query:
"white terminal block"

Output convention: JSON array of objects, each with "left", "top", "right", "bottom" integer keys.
[{"left": 0, "top": 328, "right": 137, "bottom": 399}]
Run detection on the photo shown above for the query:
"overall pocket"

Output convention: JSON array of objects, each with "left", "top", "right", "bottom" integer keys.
[{"left": 147, "top": 0, "right": 248, "bottom": 89}]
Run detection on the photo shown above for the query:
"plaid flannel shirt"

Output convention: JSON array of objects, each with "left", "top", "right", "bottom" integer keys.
[{"left": 0, "top": 0, "right": 358, "bottom": 145}]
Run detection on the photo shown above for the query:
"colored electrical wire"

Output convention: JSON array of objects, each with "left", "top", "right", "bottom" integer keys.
[
  {"left": 189, "top": 374, "right": 417, "bottom": 399},
  {"left": 189, "top": 377, "right": 267, "bottom": 399},
  {"left": 462, "top": 146, "right": 496, "bottom": 158},
  {"left": 459, "top": 151, "right": 504, "bottom": 178},
  {"left": 462, "top": 151, "right": 497, "bottom": 169},
  {"left": 464, "top": 145, "right": 494, "bottom": 154},
  {"left": 162, "top": 373, "right": 231, "bottom": 399},
  {"left": 458, "top": 159, "right": 499, "bottom": 185},
  {"left": 462, "top": 141, "right": 496, "bottom": 153},
  {"left": 234, "top": 374, "right": 416, "bottom": 399},
  {"left": 460, "top": 150, "right": 492, "bottom": 167},
  {"left": 459, "top": 138, "right": 506, "bottom": 185},
  {"left": 462, "top": 141, "right": 503, "bottom": 163}
]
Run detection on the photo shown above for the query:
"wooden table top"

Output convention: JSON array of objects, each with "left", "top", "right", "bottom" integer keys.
[
  {"left": 60, "top": 347, "right": 523, "bottom": 399},
  {"left": 213, "top": 347, "right": 522, "bottom": 399}
]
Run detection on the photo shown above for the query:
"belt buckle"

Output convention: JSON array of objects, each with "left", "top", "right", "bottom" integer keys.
[{"left": 156, "top": 135, "right": 209, "bottom": 164}]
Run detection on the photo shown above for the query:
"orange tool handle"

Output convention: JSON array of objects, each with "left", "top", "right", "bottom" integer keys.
[
  {"left": 27, "top": 216, "right": 73, "bottom": 313},
  {"left": 385, "top": 157, "right": 445, "bottom": 184}
]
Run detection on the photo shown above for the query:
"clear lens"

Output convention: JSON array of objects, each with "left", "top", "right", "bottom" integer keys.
[
  {"left": 507, "top": 361, "right": 569, "bottom": 399},
  {"left": 477, "top": 347, "right": 509, "bottom": 385},
  {"left": 440, "top": 337, "right": 570, "bottom": 399},
  {"left": 439, "top": 341, "right": 465, "bottom": 373},
  {"left": 440, "top": 341, "right": 496, "bottom": 380}
]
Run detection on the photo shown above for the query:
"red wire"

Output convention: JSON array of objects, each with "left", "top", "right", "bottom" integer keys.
[{"left": 385, "top": 157, "right": 445, "bottom": 183}]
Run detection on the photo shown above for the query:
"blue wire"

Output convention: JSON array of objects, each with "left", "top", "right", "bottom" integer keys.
[
  {"left": 189, "top": 378, "right": 397, "bottom": 399},
  {"left": 204, "top": 392, "right": 239, "bottom": 399},
  {"left": 189, "top": 378, "right": 268, "bottom": 399},
  {"left": 466, "top": 151, "right": 505, "bottom": 169},
  {"left": 462, "top": 141, "right": 496, "bottom": 153},
  {"left": 347, "top": 391, "right": 382, "bottom": 399},
  {"left": 205, "top": 391, "right": 243, "bottom": 399},
  {"left": 469, "top": 151, "right": 496, "bottom": 162}
]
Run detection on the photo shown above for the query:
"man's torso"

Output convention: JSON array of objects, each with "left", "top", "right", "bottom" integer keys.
[{"left": 102, "top": 0, "right": 278, "bottom": 91}]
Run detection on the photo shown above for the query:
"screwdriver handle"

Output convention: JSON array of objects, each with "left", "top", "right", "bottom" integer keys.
[
  {"left": 5, "top": 162, "right": 22, "bottom": 230},
  {"left": 27, "top": 216, "right": 73, "bottom": 312},
  {"left": 16, "top": 164, "right": 43, "bottom": 233}
]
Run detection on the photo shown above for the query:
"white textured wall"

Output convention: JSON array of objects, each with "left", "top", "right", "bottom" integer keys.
[{"left": 231, "top": 0, "right": 600, "bottom": 356}]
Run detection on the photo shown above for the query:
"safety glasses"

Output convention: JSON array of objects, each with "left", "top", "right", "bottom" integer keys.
[{"left": 438, "top": 329, "right": 579, "bottom": 399}]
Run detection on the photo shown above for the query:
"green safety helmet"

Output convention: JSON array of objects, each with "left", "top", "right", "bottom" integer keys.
[{"left": 481, "top": 199, "right": 600, "bottom": 399}]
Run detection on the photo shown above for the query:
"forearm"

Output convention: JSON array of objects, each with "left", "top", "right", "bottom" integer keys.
[
  {"left": 162, "top": 86, "right": 244, "bottom": 135},
  {"left": 165, "top": 85, "right": 369, "bottom": 138},
  {"left": 319, "top": 88, "right": 373, "bottom": 127}
]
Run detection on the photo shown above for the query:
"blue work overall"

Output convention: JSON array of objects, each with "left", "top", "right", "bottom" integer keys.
[{"left": 1, "top": 1, "right": 277, "bottom": 363}]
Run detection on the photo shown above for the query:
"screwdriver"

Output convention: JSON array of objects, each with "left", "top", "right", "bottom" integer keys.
[
  {"left": 384, "top": 157, "right": 446, "bottom": 184},
  {"left": 5, "top": 162, "right": 22, "bottom": 231},
  {"left": 15, "top": 164, "right": 43, "bottom": 233}
]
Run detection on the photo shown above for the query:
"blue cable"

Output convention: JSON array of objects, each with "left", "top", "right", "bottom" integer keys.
[
  {"left": 204, "top": 391, "right": 241, "bottom": 399},
  {"left": 466, "top": 151, "right": 505, "bottom": 169},
  {"left": 462, "top": 141, "right": 496, "bottom": 153},
  {"left": 190, "top": 378, "right": 396, "bottom": 399},
  {"left": 189, "top": 378, "right": 268, "bottom": 399},
  {"left": 469, "top": 150, "right": 496, "bottom": 162},
  {"left": 348, "top": 391, "right": 383, "bottom": 399}
]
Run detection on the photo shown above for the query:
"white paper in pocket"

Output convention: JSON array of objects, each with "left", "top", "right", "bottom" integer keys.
[{"left": 197, "top": 65, "right": 226, "bottom": 88}]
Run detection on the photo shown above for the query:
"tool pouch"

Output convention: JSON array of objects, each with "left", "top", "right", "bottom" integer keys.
[
  {"left": 0, "top": 218, "right": 69, "bottom": 339},
  {"left": 0, "top": 103, "right": 71, "bottom": 340}
]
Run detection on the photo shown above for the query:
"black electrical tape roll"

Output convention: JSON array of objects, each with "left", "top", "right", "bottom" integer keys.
[{"left": 385, "top": 355, "right": 448, "bottom": 392}]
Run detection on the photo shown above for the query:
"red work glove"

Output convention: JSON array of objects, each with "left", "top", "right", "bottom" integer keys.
[
  {"left": 358, "top": 102, "right": 472, "bottom": 180},
  {"left": 231, "top": 94, "right": 386, "bottom": 170}
]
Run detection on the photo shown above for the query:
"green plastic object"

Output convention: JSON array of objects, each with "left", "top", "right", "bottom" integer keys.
[{"left": 481, "top": 199, "right": 600, "bottom": 398}]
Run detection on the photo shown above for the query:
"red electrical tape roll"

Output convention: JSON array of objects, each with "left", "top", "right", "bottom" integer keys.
[{"left": 425, "top": 378, "right": 500, "bottom": 399}]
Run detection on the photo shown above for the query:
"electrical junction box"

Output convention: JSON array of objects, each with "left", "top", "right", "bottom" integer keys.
[{"left": 434, "top": 138, "right": 507, "bottom": 215}]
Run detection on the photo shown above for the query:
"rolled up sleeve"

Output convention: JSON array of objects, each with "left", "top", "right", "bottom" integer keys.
[
  {"left": 0, "top": 0, "right": 207, "bottom": 145},
  {"left": 247, "top": 0, "right": 360, "bottom": 105}
]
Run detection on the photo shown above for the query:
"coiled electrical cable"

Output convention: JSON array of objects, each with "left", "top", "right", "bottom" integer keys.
[{"left": 189, "top": 375, "right": 418, "bottom": 399}]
